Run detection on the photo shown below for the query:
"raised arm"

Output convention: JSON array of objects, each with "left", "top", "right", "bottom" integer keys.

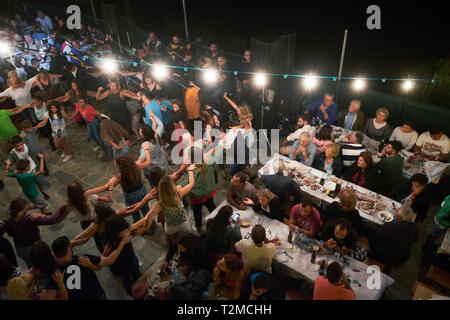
[
  {"left": 10, "top": 103, "right": 34, "bottom": 115},
  {"left": 178, "top": 165, "right": 196, "bottom": 198},
  {"left": 223, "top": 93, "right": 240, "bottom": 115},
  {"left": 71, "top": 222, "right": 98, "bottom": 247},
  {"left": 96, "top": 87, "right": 110, "bottom": 101},
  {"left": 130, "top": 202, "right": 162, "bottom": 236}
]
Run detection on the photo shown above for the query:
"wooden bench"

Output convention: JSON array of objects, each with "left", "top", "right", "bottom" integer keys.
[
  {"left": 412, "top": 281, "right": 447, "bottom": 300},
  {"left": 426, "top": 265, "right": 450, "bottom": 290}
]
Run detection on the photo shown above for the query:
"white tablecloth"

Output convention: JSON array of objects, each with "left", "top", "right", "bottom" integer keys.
[
  {"left": 207, "top": 200, "right": 395, "bottom": 300},
  {"left": 258, "top": 153, "right": 403, "bottom": 226}
]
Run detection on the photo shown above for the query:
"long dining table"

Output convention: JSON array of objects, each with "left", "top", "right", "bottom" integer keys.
[
  {"left": 258, "top": 153, "right": 403, "bottom": 226},
  {"left": 206, "top": 200, "right": 395, "bottom": 300}
]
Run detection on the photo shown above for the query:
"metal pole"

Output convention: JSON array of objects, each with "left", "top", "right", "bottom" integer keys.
[
  {"left": 118, "top": 36, "right": 122, "bottom": 54},
  {"left": 181, "top": 0, "right": 189, "bottom": 41},
  {"left": 90, "top": 0, "right": 98, "bottom": 25},
  {"left": 261, "top": 83, "right": 265, "bottom": 129},
  {"left": 126, "top": 31, "right": 131, "bottom": 49},
  {"left": 336, "top": 29, "right": 348, "bottom": 102}
]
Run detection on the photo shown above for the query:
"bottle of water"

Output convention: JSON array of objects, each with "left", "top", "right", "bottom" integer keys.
[
  {"left": 207, "top": 282, "right": 215, "bottom": 299},
  {"left": 173, "top": 269, "right": 182, "bottom": 284}
]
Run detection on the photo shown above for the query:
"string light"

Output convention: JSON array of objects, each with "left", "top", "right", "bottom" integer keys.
[
  {"left": 353, "top": 78, "right": 366, "bottom": 91},
  {"left": 152, "top": 64, "right": 168, "bottom": 81},
  {"left": 302, "top": 74, "right": 319, "bottom": 91},
  {"left": 101, "top": 58, "right": 117, "bottom": 73},
  {"left": 82, "top": 56, "right": 436, "bottom": 85},
  {"left": 203, "top": 69, "right": 218, "bottom": 84},
  {"left": 0, "top": 41, "right": 11, "bottom": 54},
  {"left": 254, "top": 73, "right": 266, "bottom": 86},
  {"left": 402, "top": 80, "right": 414, "bottom": 92}
]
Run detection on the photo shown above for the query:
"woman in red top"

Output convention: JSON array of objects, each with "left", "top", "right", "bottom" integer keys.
[
  {"left": 66, "top": 96, "right": 106, "bottom": 159},
  {"left": 212, "top": 253, "right": 247, "bottom": 300}
]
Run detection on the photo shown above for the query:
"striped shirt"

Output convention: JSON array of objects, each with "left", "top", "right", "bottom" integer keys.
[{"left": 340, "top": 143, "right": 366, "bottom": 167}]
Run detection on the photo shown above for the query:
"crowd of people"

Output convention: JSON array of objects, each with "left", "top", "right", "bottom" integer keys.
[{"left": 0, "top": 8, "right": 449, "bottom": 301}]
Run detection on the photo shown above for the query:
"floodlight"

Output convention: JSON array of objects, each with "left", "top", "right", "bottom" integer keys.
[{"left": 352, "top": 78, "right": 366, "bottom": 91}]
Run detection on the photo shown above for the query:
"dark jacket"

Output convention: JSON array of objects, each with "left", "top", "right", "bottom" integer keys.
[
  {"left": 251, "top": 197, "right": 285, "bottom": 222},
  {"left": 260, "top": 174, "right": 302, "bottom": 206},
  {"left": 369, "top": 221, "right": 418, "bottom": 267},
  {"left": 312, "top": 152, "right": 344, "bottom": 178},
  {"left": 322, "top": 202, "right": 363, "bottom": 234},
  {"left": 410, "top": 186, "right": 432, "bottom": 223},
  {"left": 336, "top": 110, "right": 366, "bottom": 132},
  {"left": 343, "top": 162, "right": 378, "bottom": 191}
]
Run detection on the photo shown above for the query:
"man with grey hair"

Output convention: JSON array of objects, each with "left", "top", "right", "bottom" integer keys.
[
  {"left": 336, "top": 100, "right": 366, "bottom": 131},
  {"left": 368, "top": 205, "right": 418, "bottom": 274},
  {"left": 289, "top": 132, "right": 317, "bottom": 166},
  {"left": 340, "top": 131, "right": 367, "bottom": 167}
]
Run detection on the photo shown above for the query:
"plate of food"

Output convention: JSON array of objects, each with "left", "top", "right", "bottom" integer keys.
[
  {"left": 377, "top": 211, "right": 394, "bottom": 222},
  {"left": 240, "top": 219, "right": 250, "bottom": 228},
  {"left": 310, "top": 184, "right": 322, "bottom": 192},
  {"left": 304, "top": 177, "right": 314, "bottom": 185}
]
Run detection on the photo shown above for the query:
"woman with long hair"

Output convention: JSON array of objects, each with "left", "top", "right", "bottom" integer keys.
[
  {"left": 135, "top": 124, "right": 168, "bottom": 187},
  {"left": 204, "top": 205, "right": 242, "bottom": 262},
  {"left": 30, "top": 94, "right": 56, "bottom": 151},
  {"left": 111, "top": 155, "right": 157, "bottom": 235},
  {"left": 212, "top": 253, "right": 246, "bottom": 300},
  {"left": 187, "top": 147, "right": 217, "bottom": 234},
  {"left": 66, "top": 179, "right": 114, "bottom": 252},
  {"left": 140, "top": 73, "right": 162, "bottom": 93},
  {"left": 158, "top": 163, "right": 196, "bottom": 247},
  {"left": 244, "top": 188, "right": 284, "bottom": 222},
  {"left": 0, "top": 71, "right": 39, "bottom": 122},
  {"left": 33, "top": 102, "right": 71, "bottom": 162},
  {"left": 343, "top": 151, "right": 378, "bottom": 191},
  {"left": 100, "top": 119, "right": 131, "bottom": 158},
  {"left": 96, "top": 81, "right": 136, "bottom": 133},
  {"left": 312, "top": 125, "right": 334, "bottom": 155}
]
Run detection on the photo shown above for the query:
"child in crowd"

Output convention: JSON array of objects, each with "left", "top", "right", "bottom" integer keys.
[
  {"left": 34, "top": 102, "right": 72, "bottom": 162},
  {"left": 5, "top": 154, "right": 49, "bottom": 215}
]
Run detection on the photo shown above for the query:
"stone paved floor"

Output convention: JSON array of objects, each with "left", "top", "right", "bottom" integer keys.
[{"left": 0, "top": 103, "right": 443, "bottom": 299}]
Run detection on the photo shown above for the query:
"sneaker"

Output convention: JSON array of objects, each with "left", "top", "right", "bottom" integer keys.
[
  {"left": 98, "top": 150, "right": 105, "bottom": 159},
  {"left": 61, "top": 152, "right": 66, "bottom": 158},
  {"left": 62, "top": 154, "right": 72, "bottom": 162},
  {"left": 93, "top": 146, "right": 100, "bottom": 152}
]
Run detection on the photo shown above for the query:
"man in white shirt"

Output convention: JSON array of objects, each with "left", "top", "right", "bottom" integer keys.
[
  {"left": 389, "top": 120, "right": 419, "bottom": 151},
  {"left": 235, "top": 224, "right": 277, "bottom": 274},
  {"left": 35, "top": 10, "right": 54, "bottom": 33},
  {"left": 414, "top": 127, "right": 449, "bottom": 161},
  {"left": 280, "top": 113, "right": 315, "bottom": 156}
]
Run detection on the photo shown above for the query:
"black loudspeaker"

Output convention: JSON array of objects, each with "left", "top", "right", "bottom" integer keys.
[
  {"left": 100, "top": 3, "right": 119, "bottom": 34},
  {"left": 250, "top": 32, "right": 296, "bottom": 74}
]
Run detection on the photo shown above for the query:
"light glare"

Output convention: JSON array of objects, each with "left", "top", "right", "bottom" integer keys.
[
  {"left": 402, "top": 80, "right": 413, "bottom": 91},
  {"left": 254, "top": 73, "right": 266, "bottom": 86},
  {"left": 353, "top": 78, "right": 366, "bottom": 91},
  {"left": 102, "top": 59, "right": 117, "bottom": 73},
  {"left": 203, "top": 69, "right": 218, "bottom": 84},
  {"left": 303, "top": 75, "right": 318, "bottom": 90},
  {"left": 152, "top": 64, "right": 167, "bottom": 80}
]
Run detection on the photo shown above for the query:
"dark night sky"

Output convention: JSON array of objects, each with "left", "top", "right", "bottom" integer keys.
[{"left": 129, "top": 0, "right": 449, "bottom": 77}]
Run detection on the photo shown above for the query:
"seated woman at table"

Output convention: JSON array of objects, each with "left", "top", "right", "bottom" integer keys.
[
  {"left": 312, "top": 142, "right": 344, "bottom": 177},
  {"left": 322, "top": 189, "right": 363, "bottom": 235},
  {"left": 363, "top": 107, "right": 393, "bottom": 142},
  {"left": 243, "top": 188, "right": 284, "bottom": 222},
  {"left": 313, "top": 261, "right": 355, "bottom": 300},
  {"left": 288, "top": 198, "right": 321, "bottom": 238},
  {"left": 343, "top": 151, "right": 378, "bottom": 191},
  {"left": 320, "top": 218, "right": 357, "bottom": 256},
  {"left": 212, "top": 253, "right": 247, "bottom": 300},
  {"left": 167, "top": 233, "right": 213, "bottom": 277},
  {"left": 204, "top": 206, "right": 242, "bottom": 262},
  {"left": 368, "top": 205, "right": 418, "bottom": 274},
  {"left": 402, "top": 173, "right": 431, "bottom": 223},
  {"left": 312, "top": 125, "right": 334, "bottom": 155}
]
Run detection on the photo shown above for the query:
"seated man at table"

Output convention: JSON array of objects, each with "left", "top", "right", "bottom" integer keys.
[
  {"left": 313, "top": 261, "right": 355, "bottom": 300},
  {"left": 280, "top": 113, "right": 315, "bottom": 156},
  {"left": 320, "top": 218, "right": 357, "bottom": 256},
  {"left": 368, "top": 205, "right": 418, "bottom": 274},
  {"left": 288, "top": 198, "right": 321, "bottom": 238},
  {"left": 234, "top": 224, "right": 277, "bottom": 274},
  {"left": 289, "top": 132, "right": 317, "bottom": 167},
  {"left": 227, "top": 172, "right": 258, "bottom": 210},
  {"left": 336, "top": 100, "right": 366, "bottom": 132},
  {"left": 413, "top": 127, "right": 449, "bottom": 162},
  {"left": 376, "top": 140, "right": 405, "bottom": 199},
  {"left": 305, "top": 92, "right": 339, "bottom": 125},
  {"left": 340, "top": 131, "right": 366, "bottom": 168},
  {"left": 244, "top": 272, "right": 286, "bottom": 300},
  {"left": 261, "top": 159, "right": 302, "bottom": 217},
  {"left": 402, "top": 173, "right": 432, "bottom": 224},
  {"left": 389, "top": 120, "right": 419, "bottom": 151}
]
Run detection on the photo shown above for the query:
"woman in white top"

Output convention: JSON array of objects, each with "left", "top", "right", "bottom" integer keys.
[
  {"left": 66, "top": 180, "right": 114, "bottom": 252},
  {"left": 389, "top": 120, "right": 419, "bottom": 151},
  {"left": 34, "top": 102, "right": 72, "bottom": 162},
  {"left": 0, "top": 71, "right": 39, "bottom": 122}
]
